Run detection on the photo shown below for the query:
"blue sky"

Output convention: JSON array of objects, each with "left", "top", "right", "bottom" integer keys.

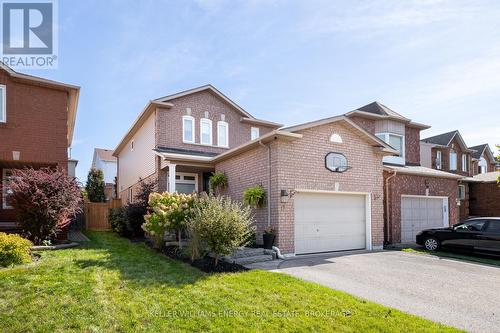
[{"left": 22, "top": 0, "right": 500, "bottom": 182}]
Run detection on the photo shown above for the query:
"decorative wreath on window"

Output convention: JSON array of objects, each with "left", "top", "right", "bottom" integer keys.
[{"left": 325, "top": 152, "right": 350, "bottom": 173}]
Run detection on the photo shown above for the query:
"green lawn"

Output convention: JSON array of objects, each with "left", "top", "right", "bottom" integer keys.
[
  {"left": 0, "top": 232, "right": 461, "bottom": 333},
  {"left": 402, "top": 248, "right": 500, "bottom": 267}
]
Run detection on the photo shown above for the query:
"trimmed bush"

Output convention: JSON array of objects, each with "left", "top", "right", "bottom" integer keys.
[
  {"left": 9, "top": 168, "right": 82, "bottom": 245},
  {"left": 0, "top": 233, "right": 32, "bottom": 267},
  {"left": 143, "top": 192, "right": 196, "bottom": 248},
  {"left": 108, "top": 207, "right": 128, "bottom": 236},
  {"left": 189, "top": 195, "right": 255, "bottom": 265},
  {"left": 243, "top": 185, "right": 267, "bottom": 208}
]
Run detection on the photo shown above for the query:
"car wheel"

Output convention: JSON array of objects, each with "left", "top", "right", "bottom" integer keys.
[{"left": 423, "top": 237, "right": 440, "bottom": 251}]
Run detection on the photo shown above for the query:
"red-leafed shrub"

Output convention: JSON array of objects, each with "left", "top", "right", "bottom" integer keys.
[{"left": 8, "top": 168, "right": 83, "bottom": 245}]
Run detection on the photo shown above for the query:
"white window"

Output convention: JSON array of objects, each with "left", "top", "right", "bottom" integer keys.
[
  {"left": 182, "top": 115, "right": 195, "bottom": 143},
  {"left": 251, "top": 127, "right": 260, "bottom": 140},
  {"left": 461, "top": 154, "right": 467, "bottom": 172},
  {"left": 0, "top": 85, "right": 5, "bottom": 123},
  {"left": 217, "top": 121, "right": 228, "bottom": 147},
  {"left": 457, "top": 185, "right": 466, "bottom": 200},
  {"left": 478, "top": 157, "right": 488, "bottom": 174},
  {"left": 436, "top": 151, "right": 442, "bottom": 170},
  {"left": 200, "top": 118, "right": 212, "bottom": 145},
  {"left": 450, "top": 150, "right": 457, "bottom": 170},
  {"left": 175, "top": 173, "right": 198, "bottom": 194},
  {"left": 2, "top": 169, "right": 13, "bottom": 209},
  {"left": 376, "top": 132, "right": 405, "bottom": 165}
]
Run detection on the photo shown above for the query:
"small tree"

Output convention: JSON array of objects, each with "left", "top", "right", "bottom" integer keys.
[
  {"left": 9, "top": 168, "right": 82, "bottom": 244},
  {"left": 189, "top": 195, "right": 254, "bottom": 265},
  {"left": 496, "top": 144, "right": 500, "bottom": 185},
  {"left": 86, "top": 168, "right": 105, "bottom": 202}
]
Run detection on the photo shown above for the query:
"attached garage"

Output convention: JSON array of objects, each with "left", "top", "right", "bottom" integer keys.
[
  {"left": 294, "top": 191, "right": 371, "bottom": 254},
  {"left": 401, "top": 195, "right": 449, "bottom": 243}
]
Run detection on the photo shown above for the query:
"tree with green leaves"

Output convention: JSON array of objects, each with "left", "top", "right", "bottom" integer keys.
[{"left": 85, "top": 168, "right": 105, "bottom": 202}]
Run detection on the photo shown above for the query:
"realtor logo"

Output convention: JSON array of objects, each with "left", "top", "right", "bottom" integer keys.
[{"left": 1, "top": 0, "right": 58, "bottom": 68}]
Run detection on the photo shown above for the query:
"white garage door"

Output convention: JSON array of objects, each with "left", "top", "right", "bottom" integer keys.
[
  {"left": 294, "top": 192, "right": 367, "bottom": 254},
  {"left": 401, "top": 196, "right": 448, "bottom": 243}
]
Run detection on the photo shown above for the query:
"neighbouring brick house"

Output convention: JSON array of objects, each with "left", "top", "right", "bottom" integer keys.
[
  {"left": 0, "top": 63, "right": 80, "bottom": 231},
  {"left": 115, "top": 87, "right": 465, "bottom": 254},
  {"left": 91, "top": 148, "right": 117, "bottom": 200},
  {"left": 420, "top": 131, "right": 499, "bottom": 220}
]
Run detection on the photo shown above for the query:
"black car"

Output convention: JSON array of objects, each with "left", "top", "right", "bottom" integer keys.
[{"left": 416, "top": 217, "right": 500, "bottom": 256}]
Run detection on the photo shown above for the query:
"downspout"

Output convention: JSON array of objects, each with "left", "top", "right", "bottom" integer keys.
[
  {"left": 384, "top": 170, "right": 397, "bottom": 245},
  {"left": 259, "top": 140, "right": 271, "bottom": 228}
]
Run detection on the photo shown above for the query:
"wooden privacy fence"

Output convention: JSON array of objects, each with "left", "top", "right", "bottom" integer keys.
[{"left": 85, "top": 199, "right": 122, "bottom": 230}]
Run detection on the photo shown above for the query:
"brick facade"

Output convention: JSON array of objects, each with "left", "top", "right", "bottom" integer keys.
[
  {"left": 405, "top": 127, "right": 420, "bottom": 165},
  {"left": 469, "top": 182, "right": 500, "bottom": 217},
  {"left": 430, "top": 136, "right": 471, "bottom": 177},
  {"left": 215, "top": 121, "right": 386, "bottom": 253},
  {"left": 384, "top": 171, "right": 459, "bottom": 243}
]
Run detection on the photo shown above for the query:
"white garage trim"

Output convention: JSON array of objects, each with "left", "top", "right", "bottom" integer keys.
[{"left": 294, "top": 189, "right": 372, "bottom": 252}]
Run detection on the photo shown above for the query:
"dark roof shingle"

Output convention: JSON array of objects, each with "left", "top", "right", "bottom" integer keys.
[{"left": 421, "top": 130, "right": 458, "bottom": 146}]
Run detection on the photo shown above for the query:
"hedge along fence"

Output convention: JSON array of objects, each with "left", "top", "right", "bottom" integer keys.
[{"left": 85, "top": 199, "right": 122, "bottom": 230}]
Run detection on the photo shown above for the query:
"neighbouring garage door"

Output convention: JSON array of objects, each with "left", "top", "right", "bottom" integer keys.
[
  {"left": 401, "top": 196, "right": 448, "bottom": 243},
  {"left": 294, "top": 192, "right": 367, "bottom": 254}
]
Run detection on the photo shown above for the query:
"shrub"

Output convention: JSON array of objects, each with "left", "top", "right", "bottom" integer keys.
[
  {"left": 108, "top": 207, "right": 128, "bottom": 236},
  {"left": 86, "top": 168, "right": 105, "bottom": 202},
  {"left": 243, "top": 185, "right": 267, "bottom": 208},
  {"left": 209, "top": 172, "right": 228, "bottom": 195},
  {"left": 0, "top": 232, "right": 32, "bottom": 267},
  {"left": 189, "top": 195, "right": 255, "bottom": 265},
  {"left": 143, "top": 192, "right": 196, "bottom": 248},
  {"left": 126, "top": 180, "right": 157, "bottom": 238},
  {"left": 9, "top": 168, "right": 83, "bottom": 245}
]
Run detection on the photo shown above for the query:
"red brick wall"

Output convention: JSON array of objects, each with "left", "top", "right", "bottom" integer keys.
[
  {"left": 349, "top": 116, "right": 375, "bottom": 134},
  {"left": 469, "top": 182, "right": 500, "bottom": 217},
  {"left": 0, "top": 70, "right": 69, "bottom": 167},
  {"left": 156, "top": 90, "right": 275, "bottom": 154},
  {"left": 459, "top": 182, "right": 469, "bottom": 220},
  {"left": 431, "top": 137, "right": 471, "bottom": 176},
  {"left": 405, "top": 127, "right": 421, "bottom": 165},
  {"left": 385, "top": 172, "right": 459, "bottom": 243}
]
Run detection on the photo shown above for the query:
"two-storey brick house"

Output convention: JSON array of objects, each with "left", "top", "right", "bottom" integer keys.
[
  {"left": 116, "top": 86, "right": 464, "bottom": 254},
  {"left": 0, "top": 63, "right": 80, "bottom": 230}
]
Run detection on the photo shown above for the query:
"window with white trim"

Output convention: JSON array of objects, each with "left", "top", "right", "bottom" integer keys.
[
  {"left": 461, "top": 154, "right": 467, "bottom": 172},
  {"left": 176, "top": 173, "right": 198, "bottom": 194},
  {"left": 217, "top": 121, "right": 228, "bottom": 147},
  {"left": 128, "top": 187, "right": 133, "bottom": 203},
  {"left": 200, "top": 118, "right": 212, "bottom": 145},
  {"left": 0, "top": 85, "right": 5, "bottom": 123},
  {"left": 251, "top": 127, "right": 259, "bottom": 140},
  {"left": 182, "top": 115, "right": 195, "bottom": 143},
  {"left": 2, "top": 169, "right": 13, "bottom": 209},
  {"left": 478, "top": 157, "right": 488, "bottom": 174},
  {"left": 436, "top": 150, "right": 442, "bottom": 170},
  {"left": 450, "top": 149, "right": 457, "bottom": 170},
  {"left": 376, "top": 132, "right": 405, "bottom": 165},
  {"left": 457, "top": 184, "right": 466, "bottom": 200}
]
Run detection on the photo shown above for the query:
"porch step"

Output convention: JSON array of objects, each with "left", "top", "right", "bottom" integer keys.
[{"left": 233, "top": 254, "right": 274, "bottom": 266}]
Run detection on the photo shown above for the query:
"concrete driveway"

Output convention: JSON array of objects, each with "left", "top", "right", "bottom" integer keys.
[{"left": 274, "top": 251, "right": 500, "bottom": 333}]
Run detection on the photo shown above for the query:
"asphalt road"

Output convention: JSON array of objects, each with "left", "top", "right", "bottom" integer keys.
[{"left": 274, "top": 251, "right": 500, "bottom": 333}]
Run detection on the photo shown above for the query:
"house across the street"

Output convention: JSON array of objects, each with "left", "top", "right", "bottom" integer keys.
[{"left": 114, "top": 85, "right": 499, "bottom": 254}]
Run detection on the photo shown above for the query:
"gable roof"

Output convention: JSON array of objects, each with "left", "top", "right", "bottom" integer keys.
[
  {"left": 282, "top": 115, "right": 399, "bottom": 155},
  {"left": 345, "top": 101, "right": 430, "bottom": 129},
  {"left": 469, "top": 143, "right": 494, "bottom": 160},
  {"left": 421, "top": 130, "right": 473, "bottom": 152},
  {"left": 94, "top": 148, "right": 116, "bottom": 162},
  {"left": 0, "top": 62, "right": 80, "bottom": 147}
]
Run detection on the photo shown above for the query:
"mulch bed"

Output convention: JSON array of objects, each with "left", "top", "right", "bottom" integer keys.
[{"left": 160, "top": 245, "right": 248, "bottom": 274}]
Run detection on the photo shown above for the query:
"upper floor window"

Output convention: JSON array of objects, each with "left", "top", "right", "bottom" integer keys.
[
  {"left": 376, "top": 132, "right": 405, "bottom": 165},
  {"left": 182, "top": 115, "right": 195, "bottom": 143},
  {"left": 436, "top": 150, "right": 442, "bottom": 170},
  {"left": 478, "top": 157, "right": 488, "bottom": 174},
  {"left": 217, "top": 121, "right": 228, "bottom": 148},
  {"left": 0, "top": 85, "right": 6, "bottom": 123},
  {"left": 200, "top": 118, "right": 212, "bottom": 145},
  {"left": 251, "top": 127, "right": 260, "bottom": 140},
  {"left": 461, "top": 154, "right": 467, "bottom": 172},
  {"left": 449, "top": 149, "right": 457, "bottom": 170}
]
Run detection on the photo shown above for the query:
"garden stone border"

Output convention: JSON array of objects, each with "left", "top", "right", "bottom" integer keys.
[{"left": 32, "top": 242, "right": 80, "bottom": 251}]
